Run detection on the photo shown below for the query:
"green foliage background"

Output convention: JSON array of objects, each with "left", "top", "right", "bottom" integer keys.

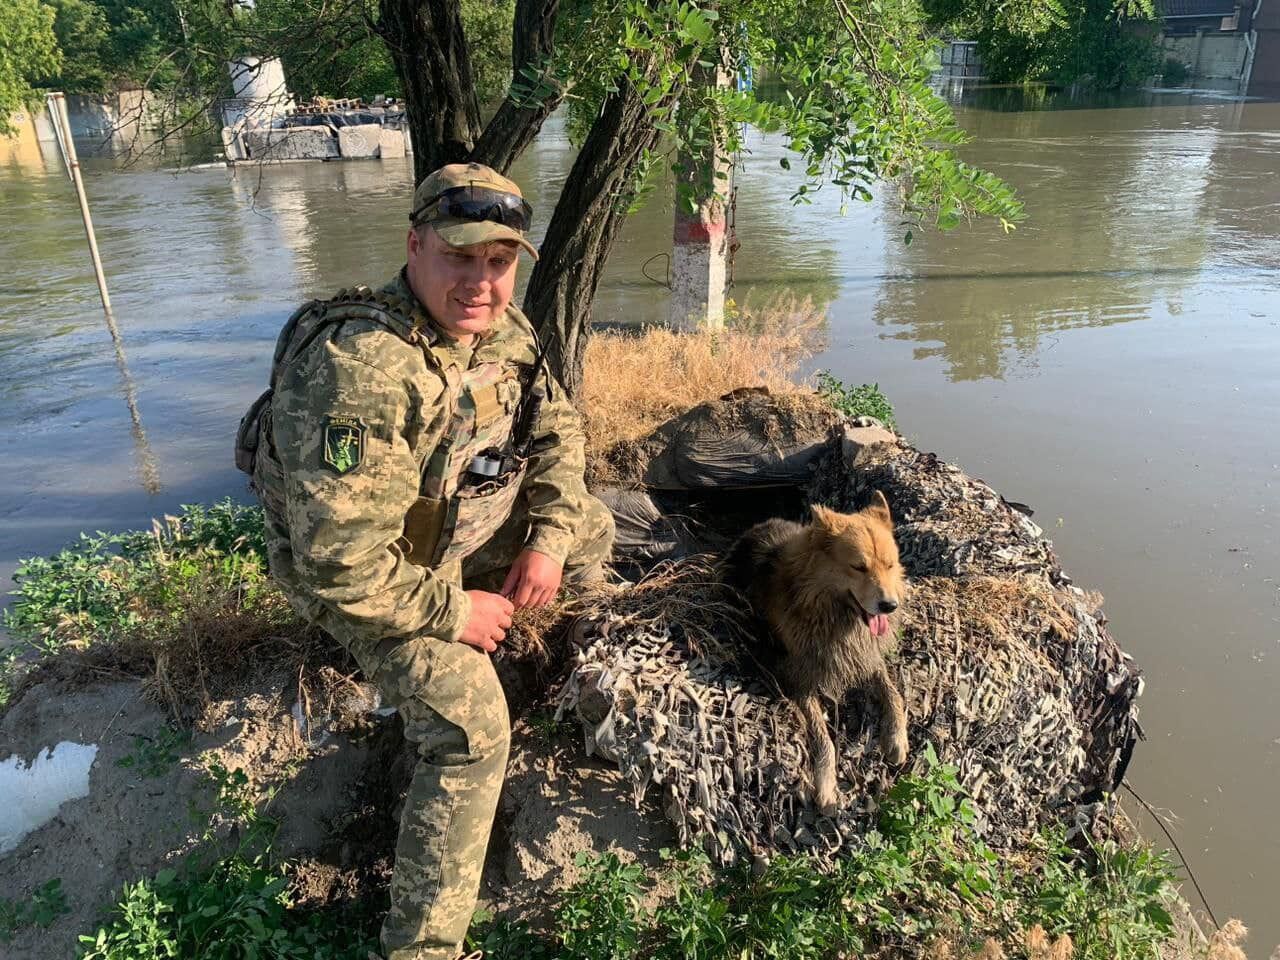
[
  {"left": 924, "top": 0, "right": 1161, "bottom": 88},
  {"left": 17, "top": 0, "right": 514, "bottom": 104},
  {"left": 0, "top": 0, "right": 61, "bottom": 134}
]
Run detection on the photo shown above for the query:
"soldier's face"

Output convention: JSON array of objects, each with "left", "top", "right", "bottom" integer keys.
[{"left": 407, "top": 225, "right": 520, "bottom": 340}]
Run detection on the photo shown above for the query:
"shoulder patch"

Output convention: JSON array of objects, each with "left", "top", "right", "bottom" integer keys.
[{"left": 322, "top": 415, "right": 367, "bottom": 475}]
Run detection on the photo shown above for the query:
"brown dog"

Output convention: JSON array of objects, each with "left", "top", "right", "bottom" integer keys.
[{"left": 723, "top": 492, "right": 908, "bottom": 815}]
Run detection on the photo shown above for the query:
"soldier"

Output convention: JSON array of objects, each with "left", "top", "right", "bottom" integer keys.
[{"left": 235, "top": 162, "right": 614, "bottom": 960}]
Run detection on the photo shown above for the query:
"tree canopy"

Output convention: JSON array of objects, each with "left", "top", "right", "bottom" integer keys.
[
  {"left": 0, "top": 0, "right": 61, "bottom": 135},
  {"left": 924, "top": 0, "right": 1160, "bottom": 88}
]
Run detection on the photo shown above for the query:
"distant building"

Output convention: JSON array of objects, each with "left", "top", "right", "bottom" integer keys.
[
  {"left": 1158, "top": 0, "right": 1275, "bottom": 96},
  {"left": 1248, "top": 0, "right": 1279, "bottom": 97}
]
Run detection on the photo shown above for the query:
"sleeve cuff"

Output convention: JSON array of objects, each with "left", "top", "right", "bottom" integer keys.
[
  {"left": 434, "top": 582, "right": 472, "bottom": 644},
  {"left": 525, "top": 524, "right": 574, "bottom": 566}
]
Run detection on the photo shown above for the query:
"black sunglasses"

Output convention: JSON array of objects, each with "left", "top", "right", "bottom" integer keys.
[{"left": 410, "top": 184, "right": 533, "bottom": 232}]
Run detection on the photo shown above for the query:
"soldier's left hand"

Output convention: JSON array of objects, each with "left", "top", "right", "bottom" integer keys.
[{"left": 501, "top": 548, "right": 564, "bottom": 610}]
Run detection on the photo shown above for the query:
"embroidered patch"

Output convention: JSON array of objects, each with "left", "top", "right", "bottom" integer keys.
[{"left": 322, "top": 415, "right": 366, "bottom": 475}]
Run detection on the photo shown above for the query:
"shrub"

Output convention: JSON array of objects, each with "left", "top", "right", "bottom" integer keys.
[{"left": 815, "top": 370, "right": 897, "bottom": 428}]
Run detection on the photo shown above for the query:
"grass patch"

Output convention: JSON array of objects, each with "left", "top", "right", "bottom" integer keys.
[
  {"left": 1, "top": 499, "right": 324, "bottom": 720},
  {"left": 3, "top": 499, "right": 269, "bottom": 654},
  {"left": 1, "top": 879, "right": 70, "bottom": 944},
  {"left": 468, "top": 749, "right": 1179, "bottom": 960},
  {"left": 815, "top": 370, "right": 897, "bottom": 429}
]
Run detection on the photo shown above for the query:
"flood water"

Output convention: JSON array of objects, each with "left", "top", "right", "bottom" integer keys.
[{"left": 1, "top": 88, "right": 1277, "bottom": 951}]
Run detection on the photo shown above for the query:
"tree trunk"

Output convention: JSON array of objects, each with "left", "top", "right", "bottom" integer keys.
[
  {"left": 521, "top": 78, "right": 669, "bottom": 396},
  {"left": 470, "top": 0, "right": 564, "bottom": 174},
  {"left": 378, "top": 0, "right": 483, "bottom": 181}
]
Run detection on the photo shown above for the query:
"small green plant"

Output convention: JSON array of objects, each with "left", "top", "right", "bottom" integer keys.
[
  {"left": 115, "top": 726, "right": 192, "bottom": 779},
  {"left": 557, "top": 851, "right": 647, "bottom": 960},
  {"left": 815, "top": 370, "right": 897, "bottom": 429},
  {"left": 0, "top": 878, "right": 70, "bottom": 943},
  {"left": 80, "top": 752, "right": 378, "bottom": 960},
  {"left": 527, "top": 709, "right": 563, "bottom": 742},
  {"left": 0, "top": 645, "right": 20, "bottom": 709},
  {"left": 471, "top": 749, "right": 1178, "bottom": 960}
]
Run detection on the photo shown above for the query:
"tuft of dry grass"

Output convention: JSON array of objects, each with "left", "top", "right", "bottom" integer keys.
[
  {"left": 580, "top": 295, "right": 827, "bottom": 482},
  {"left": 1206, "top": 919, "right": 1249, "bottom": 960}
]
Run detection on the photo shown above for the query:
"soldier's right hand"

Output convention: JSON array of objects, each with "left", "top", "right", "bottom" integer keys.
[{"left": 459, "top": 590, "right": 515, "bottom": 652}]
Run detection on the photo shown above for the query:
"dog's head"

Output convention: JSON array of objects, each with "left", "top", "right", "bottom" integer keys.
[{"left": 806, "top": 492, "right": 905, "bottom": 637}]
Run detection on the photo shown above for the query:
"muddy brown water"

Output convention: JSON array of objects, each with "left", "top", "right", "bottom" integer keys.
[{"left": 1, "top": 88, "right": 1277, "bottom": 951}]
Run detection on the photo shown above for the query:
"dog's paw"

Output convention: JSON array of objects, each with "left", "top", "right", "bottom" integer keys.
[{"left": 881, "top": 727, "right": 909, "bottom": 766}]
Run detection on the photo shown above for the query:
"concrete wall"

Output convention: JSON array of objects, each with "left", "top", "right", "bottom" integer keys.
[
  {"left": 1, "top": 110, "right": 50, "bottom": 168},
  {"left": 1248, "top": 0, "right": 1280, "bottom": 98},
  {"left": 1160, "top": 31, "right": 1250, "bottom": 86}
]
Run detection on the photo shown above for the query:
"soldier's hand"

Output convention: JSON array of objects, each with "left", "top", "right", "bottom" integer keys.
[
  {"left": 501, "top": 549, "right": 564, "bottom": 610},
  {"left": 460, "top": 590, "right": 515, "bottom": 652}
]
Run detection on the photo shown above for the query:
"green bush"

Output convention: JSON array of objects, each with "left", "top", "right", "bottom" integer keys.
[
  {"left": 469, "top": 747, "right": 1180, "bottom": 960},
  {"left": 815, "top": 370, "right": 897, "bottom": 429},
  {"left": 3, "top": 499, "right": 271, "bottom": 655}
]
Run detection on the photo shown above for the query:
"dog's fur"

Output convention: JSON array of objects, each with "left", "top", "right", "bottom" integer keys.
[{"left": 723, "top": 492, "right": 908, "bottom": 815}]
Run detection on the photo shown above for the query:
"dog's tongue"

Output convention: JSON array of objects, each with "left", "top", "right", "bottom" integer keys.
[{"left": 868, "top": 614, "right": 891, "bottom": 637}]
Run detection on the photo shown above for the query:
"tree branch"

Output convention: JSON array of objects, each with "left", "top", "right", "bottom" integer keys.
[
  {"left": 470, "top": 0, "right": 564, "bottom": 173},
  {"left": 377, "top": 0, "right": 482, "bottom": 179},
  {"left": 522, "top": 74, "right": 674, "bottom": 395}
]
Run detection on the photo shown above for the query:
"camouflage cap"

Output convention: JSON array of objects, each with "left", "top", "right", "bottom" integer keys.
[{"left": 410, "top": 162, "right": 539, "bottom": 260}]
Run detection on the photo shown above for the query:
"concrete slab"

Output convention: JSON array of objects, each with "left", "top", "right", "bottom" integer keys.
[
  {"left": 244, "top": 126, "right": 339, "bottom": 161},
  {"left": 378, "top": 127, "right": 406, "bottom": 159},
  {"left": 337, "top": 123, "right": 382, "bottom": 158}
]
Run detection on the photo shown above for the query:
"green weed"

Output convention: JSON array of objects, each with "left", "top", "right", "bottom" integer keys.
[
  {"left": 1, "top": 878, "right": 70, "bottom": 943},
  {"left": 470, "top": 748, "right": 1178, "bottom": 960},
  {"left": 115, "top": 726, "right": 193, "bottom": 780},
  {"left": 3, "top": 499, "right": 270, "bottom": 656},
  {"left": 815, "top": 370, "right": 897, "bottom": 429},
  {"left": 79, "top": 757, "right": 378, "bottom": 960}
]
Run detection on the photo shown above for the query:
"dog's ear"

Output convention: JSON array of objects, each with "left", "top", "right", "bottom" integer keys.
[
  {"left": 810, "top": 504, "right": 839, "bottom": 529},
  {"left": 863, "top": 489, "right": 892, "bottom": 523}
]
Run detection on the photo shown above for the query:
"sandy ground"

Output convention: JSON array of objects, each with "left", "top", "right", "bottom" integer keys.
[{"left": 0, "top": 675, "right": 673, "bottom": 959}]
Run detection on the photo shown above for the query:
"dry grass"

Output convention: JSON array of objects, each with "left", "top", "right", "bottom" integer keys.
[{"left": 580, "top": 295, "right": 826, "bottom": 483}]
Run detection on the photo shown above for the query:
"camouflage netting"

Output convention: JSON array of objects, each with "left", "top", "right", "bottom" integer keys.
[{"left": 554, "top": 417, "right": 1143, "bottom": 866}]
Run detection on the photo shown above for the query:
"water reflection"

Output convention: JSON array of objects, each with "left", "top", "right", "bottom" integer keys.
[{"left": 871, "top": 94, "right": 1277, "bottom": 381}]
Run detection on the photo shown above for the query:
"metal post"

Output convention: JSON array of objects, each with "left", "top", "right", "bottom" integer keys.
[
  {"left": 45, "top": 91, "right": 161, "bottom": 495},
  {"left": 47, "top": 93, "right": 114, "bottom": 317}
]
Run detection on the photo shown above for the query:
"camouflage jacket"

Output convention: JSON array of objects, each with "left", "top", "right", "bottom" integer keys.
[{"left": 250, "top": 269, "right": 589, "bottom": 646}]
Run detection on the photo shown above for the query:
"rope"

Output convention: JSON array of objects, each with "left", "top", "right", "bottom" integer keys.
[
  {"left": 1122, "top": 781, "right": 1221, "bottom": 931},
  {"left": 642, "top": 252, "right": 672, "bottom": 290}
]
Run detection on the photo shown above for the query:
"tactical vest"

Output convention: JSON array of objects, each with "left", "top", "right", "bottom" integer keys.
[{"left": 235, "top": 285, "right": 529, "bottom": 569}]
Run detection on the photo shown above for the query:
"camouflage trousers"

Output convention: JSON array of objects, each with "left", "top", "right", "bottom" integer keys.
[{"left": 335, "top": 495, "right": 613, "bottom": 960}]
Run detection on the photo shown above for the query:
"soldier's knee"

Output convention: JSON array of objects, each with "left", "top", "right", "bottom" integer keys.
[{"left": 395, "top": 641, "right": 511, "bottom": 767}]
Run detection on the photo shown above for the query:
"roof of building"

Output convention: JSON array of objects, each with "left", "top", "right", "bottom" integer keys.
[{"left": 1160, "top": 0, "right": 1237, "bottom": 18}]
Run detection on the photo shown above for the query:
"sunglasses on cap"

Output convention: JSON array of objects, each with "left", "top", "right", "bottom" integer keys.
[{"left": 410, "top": 184, "right": 534, "bottom": 233}]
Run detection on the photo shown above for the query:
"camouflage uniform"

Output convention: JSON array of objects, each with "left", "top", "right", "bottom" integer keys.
[{"left": 240, "top": 263, "right": 612, "bottom": 959}]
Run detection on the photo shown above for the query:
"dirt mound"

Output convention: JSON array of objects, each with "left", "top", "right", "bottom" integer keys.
[
  {"left": 0, "top": 404, "right": 1143, "bottom": 955},
  {"left": 554, "top": 424, "right": 1140, "bottom": 863}
]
